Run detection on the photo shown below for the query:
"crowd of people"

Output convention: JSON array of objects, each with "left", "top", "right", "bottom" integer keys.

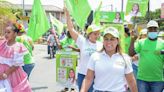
[
  {"left": 47, "top": 9, "right": 163, "bottom": 92},
  {"left": 0, "top": 6, "right": 164, "bottom": 92}
]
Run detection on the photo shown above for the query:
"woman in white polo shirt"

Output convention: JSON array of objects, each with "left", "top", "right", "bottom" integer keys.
[
  {"left": 81, "top": 27, "right": 138, "bottom": 92},
  {"left": 65, "top": 9, "right": 102, "bottom": 91}
]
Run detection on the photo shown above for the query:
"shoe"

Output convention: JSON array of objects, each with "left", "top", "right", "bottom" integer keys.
[
  {"left": 70, "top": 88, "right": 76, "bottom": 92},
  {"left": 61, "top": 87, "right": 69, "bottom": 92}
]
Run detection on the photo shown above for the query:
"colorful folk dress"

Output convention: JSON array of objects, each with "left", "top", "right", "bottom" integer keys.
[{"left": 0, "top": 40, "right": 32, "bottom": 92}]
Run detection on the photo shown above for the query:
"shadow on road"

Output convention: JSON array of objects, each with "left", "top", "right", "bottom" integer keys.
[
  {"left": 32, "top": 86, "right": 48, "bottom": 92},
  {"left": 43, "top": 56, "right": 51, "bottom": 59}
]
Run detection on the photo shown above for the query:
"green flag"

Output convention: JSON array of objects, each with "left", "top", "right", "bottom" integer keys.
[
  {"left": 65, "top": 0, "right": 91, "bottom": 29},
  {"left": 27, "top": 0, "right": 50, "bottom": 41},
  {"left": 49, "top": 13, "right": 64, "bottom": 35},
  {"left": 93, "top": 1, "right": 102, "bottom": 26}
]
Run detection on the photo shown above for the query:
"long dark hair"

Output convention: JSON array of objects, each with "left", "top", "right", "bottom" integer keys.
[
  {"left": 68, "top": 68, "right": 75, "bottom": 83},
  {"left": 115, "top": 12, "right": 121, "bottom": 20},
  {"left": 132, "top": 3, "right": 140, "bottom": 14}
]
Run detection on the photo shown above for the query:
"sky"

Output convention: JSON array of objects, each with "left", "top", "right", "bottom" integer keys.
[{"left": 5, "top": 0, "right": 164, "bottom": 11}]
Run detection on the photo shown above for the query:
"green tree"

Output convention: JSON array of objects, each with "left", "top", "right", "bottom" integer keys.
[
  {"left": 0, "top": 0, "right": 22, "bottom": 35},
  {"left": 132, "top": 9, "right": 163, "bottom": 30}
]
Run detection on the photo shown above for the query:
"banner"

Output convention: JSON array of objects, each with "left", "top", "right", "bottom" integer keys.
[
  {"left": 161, "top": 3, "right": 164, "bottom": 18},
  {"left": 49, "top": 13, "right": 64, "bottom": 35},
  {"left": 27, "top": 0, "right": 50, "bottom": 41},
  {"left": 100, "top": 12, "right": 124, "bottom": 23},
  {"left": 125, "top": 0, "right": 149, "bottom": 17},
  {"left": 65, "top": 0, "right": 91, "bottom": 29},
  {"left": 56, "top": 51, "right": 78, "bottom": 85}
]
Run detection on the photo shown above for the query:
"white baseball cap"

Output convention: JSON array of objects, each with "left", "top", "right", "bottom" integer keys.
[
  {"left": 103, "top": 27, "right": 120, "bottom": 38},
  {"left": 147, "top": 20, "right": 159, "bottom": 28},
  {"left": 86, "top": 24, "right": 101, "bottom": 35}
]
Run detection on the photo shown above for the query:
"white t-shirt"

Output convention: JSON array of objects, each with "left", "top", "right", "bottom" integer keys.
[
  {"left": 47, "top": 34, "right": 56, "bottom": 46},
  {"left": 87, "top": 51, "right": 133, "bottom": 91},
  {"left": 76, "top": 35, "right": 102, "bottom": 75}
]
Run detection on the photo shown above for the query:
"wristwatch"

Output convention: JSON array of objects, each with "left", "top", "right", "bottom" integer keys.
[{"left": 2, "top": 73, "right": 8, "bottom": 79}]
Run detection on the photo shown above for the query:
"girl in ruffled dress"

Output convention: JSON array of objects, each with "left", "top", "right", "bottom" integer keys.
[{"left": 0, "top": 22, "right": 32, "bottom": 92}]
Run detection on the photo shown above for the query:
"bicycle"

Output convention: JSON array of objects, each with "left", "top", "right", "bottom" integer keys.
[{"left": 49, "top": 46, "right": 54, "bottom": 59}]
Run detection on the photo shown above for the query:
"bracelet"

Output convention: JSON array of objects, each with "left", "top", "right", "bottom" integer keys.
[{"left": 2, "top": 73, "right": 8, "bottom": 79}]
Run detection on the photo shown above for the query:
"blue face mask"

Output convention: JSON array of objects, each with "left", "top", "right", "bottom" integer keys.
[{"left": 148, "top": 32, "right": 158, "bottom": 39}]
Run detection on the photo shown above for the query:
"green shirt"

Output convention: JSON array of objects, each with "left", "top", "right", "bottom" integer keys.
[
  {"left": 135, "top": 38, "right": 164, "bottom": 81},
  {"left": 16, "top": 35, "right": 34, "bottom": 64},
  {"left": 125, "top": 36, "right": 131, "bottom": 54}
]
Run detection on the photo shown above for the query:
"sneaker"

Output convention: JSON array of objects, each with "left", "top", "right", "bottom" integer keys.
[
  {"left": 61, "top": 87, "right": 69, "bottom": 92},
  {"left": 70, "top": 88, "right": 76, "bottom": 92}
]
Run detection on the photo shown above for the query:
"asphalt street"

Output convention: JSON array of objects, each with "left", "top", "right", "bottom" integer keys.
[{"left": 29, "top": 44, "right": 64, "bottom": 92}]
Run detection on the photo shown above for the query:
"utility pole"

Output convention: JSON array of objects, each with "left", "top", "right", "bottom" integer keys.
[
  {"left": 111, "top": 4, "right": 113, "bottom": 11},
  {"left": 121, "top": 0, "right": 123, "bottom": 12},
  {"left": 22, "top": 0, "right": 25, "bottom": 16},
  {"left": 147, "top": 0, "right": 150, "bottom": 21}
]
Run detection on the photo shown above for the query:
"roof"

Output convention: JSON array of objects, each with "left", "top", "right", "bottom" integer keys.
[{"left": 0, "top": 1, "right": 18, "bottom": 8}]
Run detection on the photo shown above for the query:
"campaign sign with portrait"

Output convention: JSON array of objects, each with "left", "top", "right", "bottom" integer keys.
[
  {"left": 125, "top": 0, "right": 149, "bottom": 17},
  {"left": 56, "top": 51, "right": 78, "bottom": 84},
  {"left": 100, "top": 12, "right": 124, "bottom": 23}
]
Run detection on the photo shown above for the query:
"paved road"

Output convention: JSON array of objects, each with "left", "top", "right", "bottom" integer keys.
[{"left": 29, "top": 44, "right": 64, "bottom": 92}]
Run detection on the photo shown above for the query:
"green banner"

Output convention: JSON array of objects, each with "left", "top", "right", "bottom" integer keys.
[
  {"left": 102, "top": 24, "right": 125, "bottom": 53},
  {"left": 100, "top": 12, "right": 124, "bottom": 23},
  {"left": 126, "top": 0, "right": 149, "bottom": 17},
  {"left": 56, "top": 51, "right": 78, "bottom": 84}
]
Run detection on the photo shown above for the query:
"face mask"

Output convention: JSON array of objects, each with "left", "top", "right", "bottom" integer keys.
[{"left": 148, "top": 32, "right": 158, "bottom": 39}]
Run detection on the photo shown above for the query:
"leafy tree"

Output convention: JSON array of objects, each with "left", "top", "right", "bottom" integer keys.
[
  {"left": 132, "top": 9, "right": 164, "bottom": 31},
  {"left": 0, "top": 0, "right": 23, "bottom": 35}
]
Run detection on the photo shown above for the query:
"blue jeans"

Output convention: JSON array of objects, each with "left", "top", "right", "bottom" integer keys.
[
  {"left": 48, "top": 45, "right": 57, "bottom": 54},
  {"left": 23, "top": 63, "right": 35, "bottom": 79},
  {"left": 132, "top": 63, "right": 138, "bottom": 80},
  {"left": 77, "top": 73, "right": 93, "bottom": 92},
  {"left": 137, "top": 79, "right": 164, "bottom": 92},
  {"left": 94, "top": 91, "right": 111, "bottom": 92}
]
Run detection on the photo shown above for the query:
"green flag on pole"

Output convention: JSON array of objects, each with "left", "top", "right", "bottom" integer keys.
[
  {"left": 49, "top": 13, "right": 64, "bottom": 35},
  {"left": 27, "top": 0, "right": 50, "bottom": 41},
  {"left": 65, "top": 0, "right": 91, "bottom": 29},
  {"left": 93, "top": 1, "right": 102, "bottom": 26}
]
